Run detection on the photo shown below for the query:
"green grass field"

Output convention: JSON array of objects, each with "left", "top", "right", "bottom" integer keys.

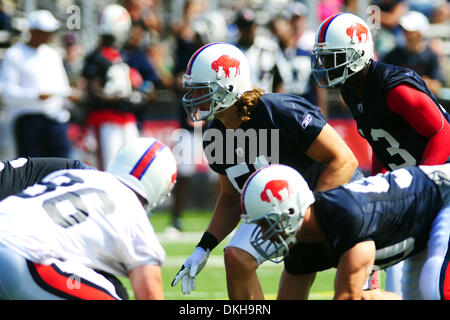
[{"left": 119, "top": 210, "right": 385, "bottom": 300}]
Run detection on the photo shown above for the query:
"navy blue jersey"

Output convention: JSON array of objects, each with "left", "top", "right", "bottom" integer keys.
[
  {"left": 203, "top": 93, "right": 327, "bottom": 192},
  {"left": 82, "top": 48, "right": 134, "bottom": 113},
  {"left": 340, "top": 60, "right": 450, "bottom": 171},
  {"left": 314, "top": 166, "right": 442, "bottom": 269},
  {"left": 0, "top": 157, "right": 93, "bottom": 201}
]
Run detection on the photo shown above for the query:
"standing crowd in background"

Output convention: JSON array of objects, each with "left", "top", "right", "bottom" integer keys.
[{"left": 0, "top": 0, "right": 448, "bottom": 235}]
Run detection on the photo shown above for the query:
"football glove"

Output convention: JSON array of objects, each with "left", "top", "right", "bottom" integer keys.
[{"left": 171, "top": 246, "right": 210, "bottom": 294}]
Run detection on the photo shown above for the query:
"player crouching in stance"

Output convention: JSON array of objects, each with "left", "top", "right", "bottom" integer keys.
[
  {"left": 171, "top": 42, "right": 362, "bottom": 299},
  {"left": 0, "top": 137, "right": 177, "bottom": 300},
  {"left": 241, "top": 163, "right": 450, "bottom": 300}
]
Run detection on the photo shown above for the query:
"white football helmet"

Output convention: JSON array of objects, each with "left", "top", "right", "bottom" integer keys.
[
  {"left": 182, "top": 42, "right": 252, "bottom": 121},
  {"left": 107, "top": 137, "right": 177, "bottom": 213},
  {"left": 240, "top": 164, "right": 315, "bottom": 262},
  {"left": 98, "top": 4, "right": 131, "bottom": 45},
  {"left": 311, "top": 12, "right": 374, "bottom": 87}
]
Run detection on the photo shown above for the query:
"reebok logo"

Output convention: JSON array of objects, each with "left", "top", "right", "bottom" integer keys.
[{"left": 302, "top": 114, "right": 312, "bottom": 129}]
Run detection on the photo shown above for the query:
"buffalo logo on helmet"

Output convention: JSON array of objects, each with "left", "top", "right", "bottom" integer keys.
[
  {"left": 345, "top": 22, "right": 369, "bottom": 43},
  {"left": 260, "top": 180, "right": 292, "bottom": 204},
  {"left": 211, "top": 55, "right": 241, "bottom": 78}
]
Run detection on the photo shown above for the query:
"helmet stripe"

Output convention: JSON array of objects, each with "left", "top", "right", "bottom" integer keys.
[
  {"left": 317, "top": 12, "right": 345, "bottom": 43},
  {"left": 130, "top": 140, "right": 165, "bottom": 180},
  {"left": 186, "top": 42, "right": 221, "bottom": 76}
]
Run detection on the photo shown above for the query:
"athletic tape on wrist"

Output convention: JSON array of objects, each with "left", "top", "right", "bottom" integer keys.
[{"left": 197, "top": 231, "right": 219, "bottom": 251}]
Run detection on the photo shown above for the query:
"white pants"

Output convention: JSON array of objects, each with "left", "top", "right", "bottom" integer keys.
[
  {"left": 96, "top": 122, "right": 139, "bottom": 170},
  {"left": 391, "top": 207, "right": 450, "bottom": 300},
  {"left": 226, "top": 223, "right": 272, "bottom": 265},
  {"left": 385, "top": 261, "right": 405, "bottom": 296},
  {"left": 388, "top": 164, "right": 450, "bottom": 299},
  {"left": 0, "top": 245, "right": 121, "bottom": 300},
  {"left": 419, "top": 206, "right": 450, "bottom": 299}
]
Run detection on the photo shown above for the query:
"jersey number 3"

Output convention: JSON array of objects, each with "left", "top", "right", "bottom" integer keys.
[{"left": 370, "top": 129, "right": 416, "bottom": 170}]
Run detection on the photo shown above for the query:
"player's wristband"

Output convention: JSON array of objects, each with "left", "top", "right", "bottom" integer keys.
[{"left": 197, "top": 231, "right": 219, "bottom": 252}]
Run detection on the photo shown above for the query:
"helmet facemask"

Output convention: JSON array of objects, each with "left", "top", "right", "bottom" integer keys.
[
  {"left": 145, "top": 181, "right": 174, "bottom": 215},
  {"left": 311, "top": 46, "right": 364, "bottom": 87},
  {"left": 182, "top": 78, "right": 232, "bottom": 121},
  {"left": 240, "top": 164, "right": 315, "bottom": 263},
  {"left": 242, "top": 211, "right": 301, "bottom": 263}
]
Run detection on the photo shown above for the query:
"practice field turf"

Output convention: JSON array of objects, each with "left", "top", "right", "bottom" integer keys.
[{"left": 119, "top": 210, "right": 385, "bottom": 300}]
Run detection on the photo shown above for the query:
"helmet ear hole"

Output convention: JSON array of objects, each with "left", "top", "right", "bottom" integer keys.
[
  {"left": 228, "top": 85, "right": 234, "bottom": 92},
  {"left": 288, "top": 208, "right": 295, "bottom": 215}
]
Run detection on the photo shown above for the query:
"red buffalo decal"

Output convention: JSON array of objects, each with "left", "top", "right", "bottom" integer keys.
[
  {"left": 346, "top": 22, "right": 368, "bottom": 43},
  {"left": 171, "top": 171, "right": 177, "bottom": 184},
  {"left": 211, "top": 55, "right": 240, "bottom": 78},
  {"left": 260, "top": 180, "right": 291, "bottom": 203}
]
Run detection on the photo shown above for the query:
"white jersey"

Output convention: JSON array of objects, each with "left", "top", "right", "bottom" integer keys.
[
  {"left": 0, "top": 169, "right": 165, "bottom": 277},
  {"left": 0, "top": 43, "right": 72, "bottom": 123},
  {"left": 243, "top": 35, "right": 292, "bottom": 93}
]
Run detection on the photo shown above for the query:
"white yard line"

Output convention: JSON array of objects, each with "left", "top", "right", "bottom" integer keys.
[
  {"left": 156, "top": 231, "right": 237, "bottom": 243},
  {"left": 163, "top": 255, "right": 283, "bottom": 269}
]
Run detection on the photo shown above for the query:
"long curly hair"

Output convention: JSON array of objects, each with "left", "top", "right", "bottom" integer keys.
[{"left": 235, "top": 88, "right": 265, "bottom": 122}]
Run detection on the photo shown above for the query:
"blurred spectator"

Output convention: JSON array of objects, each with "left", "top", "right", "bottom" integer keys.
[
  {"left": 371, "top": 0, "right": 409, "bottom": 59},
  {"left": 62, "top": 33, "right": 85, "bottom": 88},
  {"left": 432, "top": 1, "right": 450, "bottom": 23},
  {"left": 122, "top": 0, "right": 165, "bottom": 41},
  {"left": 168, "top": 0, "right": 207, "bottom": 234},
  {"left": 289, "top": 2, "right": 316, "bottom": 52},
  {"left": 406, "top": 0, "right": 450, "bottom": 23},
  {"left": 383, "top": 11, "right": 446, "bottom": 95},
  {"left": 0, "top": 10, "right": 78, "bottom": 158},
  {"left": 62, "top": 32, "right": 86, "bottom": 128},
  {"left": 121, "top": 20, "right": 163, "bottom": 114},
  {"left": 276, "top": 2, "right": 328, "bottom": 116},
  {"left": 171, "top": 0, "right": 206, "bottom": 79},
  {"left": 81, "top": 4, "right": 139, "bottom": 170},
  {"left": 373, "top": 0, "right": 409, "bottom": 28},
  {"left": 234, "top": 8, "right": 291, "bottom": 93},
  {"left": 0, "top": 3, "right": 11, "bottom": 31},
  {"left": 146, "top": 42, "right": 174, "bottom": 89},
  {"left": 343, "top": 0, "right": 360, "bottom": 13}
]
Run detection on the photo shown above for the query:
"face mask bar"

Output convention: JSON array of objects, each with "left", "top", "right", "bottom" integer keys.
[
  {"left": 247, "top": 213, "right": 292, "bottom": 263},
  {"left": 182, "top": 80, "right": 229, "bottom": 121},
  {"left": 147, "top": 182, "right": 174, "bottom": 216},
  {"left": 311, "top": 48, "right": 361, "bottom": 88},
  {"left": 147, "top": 190, "right": 170, "bottom": 214}
]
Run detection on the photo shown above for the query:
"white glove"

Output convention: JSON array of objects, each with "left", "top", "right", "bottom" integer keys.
[{"left": 171, "top": 246, "right": 210, "bottom": 294}]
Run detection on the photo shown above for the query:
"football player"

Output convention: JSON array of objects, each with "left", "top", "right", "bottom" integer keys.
[
  {"left": 0, "top": 157, "right": 135, "bottom": 299},
  {"left": 311, "top": 12, "right": 450, "bottom": 298},
  {"left": 0, "top": 137, "right": 177, "bottom": 300},
  {"left": 0, "top": 157, "right": 94, "bottom": 201},
  {"left": 171, "top": 42, "right": 363, "bottom": 299},
  {"left": 82, "top": 4, "right": 140, "bottom": 171},
  {"left": 241, "top": 163, "right": 450, "bottom": 300}
]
